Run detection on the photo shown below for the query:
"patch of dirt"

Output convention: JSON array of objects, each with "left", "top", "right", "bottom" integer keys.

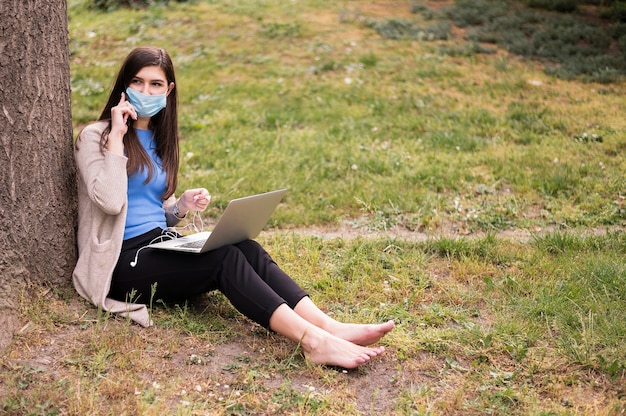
[
  {"left": 1, "top": 291, "right": 413, "bottom": 414},
  {"left": 270, "top": 223, "right": 623, "bottom": 244}
]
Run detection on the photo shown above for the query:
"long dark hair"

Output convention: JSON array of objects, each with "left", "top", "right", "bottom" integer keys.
[{"left": 99, "top": 46, "right": 179, "bottom": 200}]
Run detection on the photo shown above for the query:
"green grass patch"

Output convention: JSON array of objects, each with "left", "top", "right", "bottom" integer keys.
[
  {"left": 68, "top": 0, "right": 626, "bottom": 231},
  {"left": 409, "top": 0, "right": 626, "bottom": 82}
]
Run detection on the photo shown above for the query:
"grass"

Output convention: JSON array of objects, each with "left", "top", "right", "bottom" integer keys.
[
  {"left": 3, "top": 231, "right": 625, "bottom": 414},
  {"left": 442, "top": 0, "right": 626, "bottom": 83},
  {"left": 1, "top": 0, "right": 624, "bottom": 414},
  {"left": 66, "top": 0, "right": 626, "bottom": 231}
]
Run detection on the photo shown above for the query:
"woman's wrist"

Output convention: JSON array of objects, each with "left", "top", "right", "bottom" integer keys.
[
  {"left": 106, "top": 132, "right": 125, "bottom": 155},
  {"left": 173, "top": 198, "right": 188, "bottom": 219}
]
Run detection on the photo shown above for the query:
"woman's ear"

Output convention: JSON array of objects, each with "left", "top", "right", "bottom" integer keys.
[{"left": 166, "top": 82, "right": 175, "bottom": 96}]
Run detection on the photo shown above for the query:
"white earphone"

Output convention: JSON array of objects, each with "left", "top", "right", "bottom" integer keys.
[{"left": 129, "top": 211, "right": 204, "bottom": 267}]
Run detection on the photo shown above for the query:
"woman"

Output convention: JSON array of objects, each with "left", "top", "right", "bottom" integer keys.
[{"left": 73, "top": 46, "right": 394, "bottom": 369}]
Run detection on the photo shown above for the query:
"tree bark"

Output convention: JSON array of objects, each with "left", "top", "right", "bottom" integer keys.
[{"left": 0, "top": 0, "right": 76, "bottom": 351}]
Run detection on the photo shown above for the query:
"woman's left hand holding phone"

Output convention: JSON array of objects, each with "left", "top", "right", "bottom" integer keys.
[{"left": 107, "top": 92, "right": 137, "bottom": 155}]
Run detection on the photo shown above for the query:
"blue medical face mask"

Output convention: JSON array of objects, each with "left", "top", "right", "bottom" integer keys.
[{"left": 125, "top": 87, "right": 167, "bottom": 118}]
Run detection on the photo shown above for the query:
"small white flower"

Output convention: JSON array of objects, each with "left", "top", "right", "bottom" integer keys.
[
  {"left": 351, "top": 164, "right": 358, "bottom": 170},
  {"left": 344, "top": 77, "right": 352, "bottom": 85},
  {"left": 195, "top": 385, "right": 202, "bottom": 392},
  {"left": 454, "top": 197, "right": 461, "bottom": 211}
]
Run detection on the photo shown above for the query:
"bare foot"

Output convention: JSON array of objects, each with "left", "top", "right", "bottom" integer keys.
[
  {"left": 330, "top": 320, "right": 395, "bottom": 346},
  {"left": 301, "top": 327, "right": 385, "bottom": 369}
]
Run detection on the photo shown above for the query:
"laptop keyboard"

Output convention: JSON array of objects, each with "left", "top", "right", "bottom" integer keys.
[{"left": 177, "top": 239, "right": 207, "bottom": 249}]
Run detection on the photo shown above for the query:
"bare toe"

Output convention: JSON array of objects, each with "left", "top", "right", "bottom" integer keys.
[
  {"left": 335, "top": 320, "right": 395, "bottom": 346},
  {"left": 302, "top": 330, "right": 385, "bottom": 369}
]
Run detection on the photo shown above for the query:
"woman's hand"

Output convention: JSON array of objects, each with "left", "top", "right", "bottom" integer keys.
[
  {"left": 177, "top": 188, "right": 211, "bottom": 214},
  {"left": 107, "top": 92, "right": 137, "bottom": 154}
]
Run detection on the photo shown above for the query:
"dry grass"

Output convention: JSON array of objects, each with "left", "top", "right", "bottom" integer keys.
[{"left": 2, "top": 231, "right": 625, "bottom": 415}]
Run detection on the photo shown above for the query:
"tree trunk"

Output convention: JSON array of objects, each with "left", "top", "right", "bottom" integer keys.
[{"left": 0, "top": 0, "right": 76, "bottom": 351}]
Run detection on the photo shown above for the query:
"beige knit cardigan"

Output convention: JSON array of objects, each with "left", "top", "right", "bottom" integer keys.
[{"left": 73, "top": 121, "right": 181, "bottom": 326}]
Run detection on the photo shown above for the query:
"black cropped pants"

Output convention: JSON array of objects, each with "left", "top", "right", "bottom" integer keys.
[{"left": 110, "top": 228, "right": 308, "bottom": 328}]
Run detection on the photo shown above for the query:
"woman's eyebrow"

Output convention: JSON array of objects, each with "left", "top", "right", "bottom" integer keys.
[{"left": 132, "top": 76, "right": 166, "bottom": 83}]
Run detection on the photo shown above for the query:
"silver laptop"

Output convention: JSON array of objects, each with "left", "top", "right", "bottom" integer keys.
[{"left": 150, "top": 189, "right": 287, "bottom": 253}]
